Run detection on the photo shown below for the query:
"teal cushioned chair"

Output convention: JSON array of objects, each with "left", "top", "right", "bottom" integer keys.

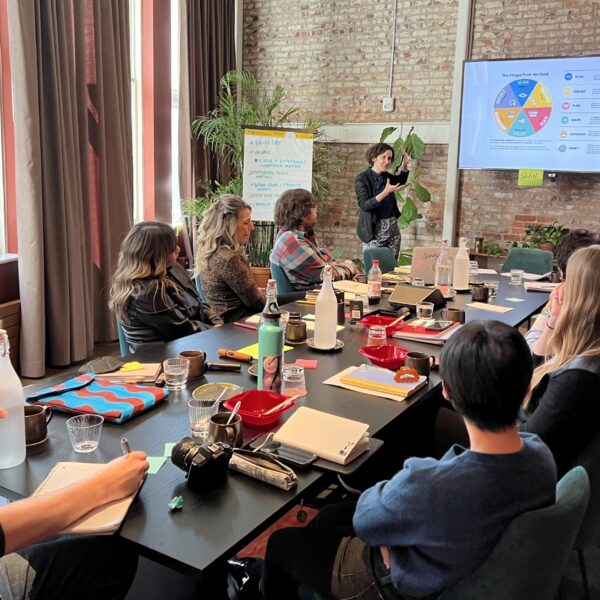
[
  {"left": 571, "top": 431, "right": 600, "bottom": 599},
  {"left": 270, "top": 260, "right": 296, "bottom": 294},
  {"left": 116, "top": 318, "right": 131, "bottom": 357},
  {"left": 438, "top": 466, "right": 590, "bottom": 600},
  {"left": 194, "top": 275, "right": 208, "bottom": 303},
  {"left": 500, "top": 247, "right": 554, "bottom": 275},
  {"left": 363, "top": 246, "right": 397, "bottom": 274}
]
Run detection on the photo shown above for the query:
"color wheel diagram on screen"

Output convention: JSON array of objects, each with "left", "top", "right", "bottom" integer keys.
[{"left": 459, "top": 55, "right": 600, "bottom": 172}]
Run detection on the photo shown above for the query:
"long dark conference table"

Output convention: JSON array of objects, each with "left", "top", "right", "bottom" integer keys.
[{"left": 0, "top": 274, "right": 549, "bottom": 595}]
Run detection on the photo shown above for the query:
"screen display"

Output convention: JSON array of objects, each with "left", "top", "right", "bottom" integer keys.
[{"left": 458, "top": 55, "right": 600, "bottom": 172}]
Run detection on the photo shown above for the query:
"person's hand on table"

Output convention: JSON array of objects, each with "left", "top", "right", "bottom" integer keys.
[{"left": 89, "top": 451, "right": 149, "bottom": 505}]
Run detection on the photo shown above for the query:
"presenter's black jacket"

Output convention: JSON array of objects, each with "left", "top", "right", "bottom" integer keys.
[
  {"left": 121, "top": 262, "right": 221, "bottom": 352},
  {"left": 354, "top": 168, "right": 409, "bottom": 243}
]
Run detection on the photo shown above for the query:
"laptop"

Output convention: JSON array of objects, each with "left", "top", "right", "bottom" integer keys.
[{"left": 411, "top": 246, "right": 459, "bottom": 285}]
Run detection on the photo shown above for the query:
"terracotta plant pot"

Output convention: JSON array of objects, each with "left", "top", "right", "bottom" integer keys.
[
  {"left": 538, "top": 243, "right": 555, "bottom": 253},
  {"left": 251, "top": 266, "right": 271, "bottom": 289}
]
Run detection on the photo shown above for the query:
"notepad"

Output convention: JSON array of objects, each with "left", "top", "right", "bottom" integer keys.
[
  {"left": 273, "top": 407, "right": 370, "bottom": 465},
  {"left": 339, "top": 364, "right": 427, "bottom": 398},
  {"left": 99, "top": 363, "right": 161, "bottom": 383},
  {"left": 33, "top": 462, "right": 138, "bottom": 534}
]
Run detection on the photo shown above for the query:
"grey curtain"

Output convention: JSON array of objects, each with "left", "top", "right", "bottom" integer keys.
[
  {"left": 8, "top": 0, "right": 132, "bottom": 376},
  {"left": 185, "top": 0, "right": 236, "bottom": 197}
]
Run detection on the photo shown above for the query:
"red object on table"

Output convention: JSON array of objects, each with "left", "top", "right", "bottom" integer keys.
[
  {"left": 359, "top": 314, "right": 406, "bottom": 336},
  {"left": 223, "top": 389, "right": 296, "bottom": 427},
  {"left": 358, "top": 344, "right": 410, "bottom": 370}
]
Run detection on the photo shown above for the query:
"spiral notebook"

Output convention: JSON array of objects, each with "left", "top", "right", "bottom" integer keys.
[{"left": 33, "top": 462, "right": 137, "bottom": 534}]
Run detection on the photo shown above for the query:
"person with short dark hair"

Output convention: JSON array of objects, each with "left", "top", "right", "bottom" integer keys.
[
  {"left": 271, "top": 189, "right": 360, "bottom": 291},
  {"left": 260, "top": 320, "right": 556, "bottom": 600},
  {"left": 355, "top": 143, "right": 410, "bottom": 258}
]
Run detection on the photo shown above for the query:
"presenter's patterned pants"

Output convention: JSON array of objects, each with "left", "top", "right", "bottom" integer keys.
[{"left": 362, "top": 217, "right": 401, "bottom": 259}]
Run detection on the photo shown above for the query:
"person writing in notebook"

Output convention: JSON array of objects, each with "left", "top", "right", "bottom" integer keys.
[
  {"left": 0, "top": 432, "right": 148, "bottom": 600},
  {"left": 260, "top": 321, "right": 556, "bottom": 599}
]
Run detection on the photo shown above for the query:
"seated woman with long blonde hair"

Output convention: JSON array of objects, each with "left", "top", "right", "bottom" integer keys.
[
  {"left": 195, "top": 195, "right": 303, "bottom": 323},
  {"left": 110, "top": 221, "right": 221, "bottom": 352},
  {"left": 520, "top": 244, "right": 600, "bottom": 476}
]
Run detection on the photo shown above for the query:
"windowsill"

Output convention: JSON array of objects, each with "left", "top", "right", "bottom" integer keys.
[{"left": 0, "top": 253, "right": 17, "bottom": 265}]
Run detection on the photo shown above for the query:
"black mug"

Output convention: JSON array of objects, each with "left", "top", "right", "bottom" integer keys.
[{"left": 405, "top": 352, "right": 435, "bottom": 377}]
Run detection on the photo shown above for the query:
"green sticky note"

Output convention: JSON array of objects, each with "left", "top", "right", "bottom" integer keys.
[
  {"left": 518, "top": 169, "right": 544, "bottom": 187},
  {"left": 302, "top": 314, "right": 316, "bottom": 321},
  {"left": 164, "top": 443, "right": 176, "bottom": 457},
  {"left": 505, "top": 297, "right": 526, "bottom": 302},
  {"left": 147, "top": 456, "right": 167, "bottom": 474},
  {"left": 236, "top": 343, "right": 293, "bottom": 360}
]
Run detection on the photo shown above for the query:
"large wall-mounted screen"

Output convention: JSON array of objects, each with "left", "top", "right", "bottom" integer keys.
[{"left": 458, "top": 55, "right": 600, "bottom": 172}]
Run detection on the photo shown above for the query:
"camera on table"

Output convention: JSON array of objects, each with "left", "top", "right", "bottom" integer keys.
[{"left": 171, "top": 437, "right": 232, "bottom": 491}]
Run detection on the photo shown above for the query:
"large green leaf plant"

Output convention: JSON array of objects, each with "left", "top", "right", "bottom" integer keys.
[{"left": 378, "top": 126, "right": 431, "bottom": 230}]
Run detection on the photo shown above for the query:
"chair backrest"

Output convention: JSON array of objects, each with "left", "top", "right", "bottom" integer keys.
[
  {"left": 270, "top": 260, "right": 295, "bottom": 294},
  {"left": 194, "top": 275, "right": 208, "bottom": 303},
  {"left": 116, "top": 318, "right": 131, "bottom": 357},
  {"left": 363, "top": 246, "right": 397, "bottom": 274},
  {"left": 500, "top": 247, "right": 554, "bottom": 275},
  {"left": 438, "top": 466, "right": 590, "bottom": 600},
  {"left": 573, "top": 430, "right": 600, "bottom": 550}
]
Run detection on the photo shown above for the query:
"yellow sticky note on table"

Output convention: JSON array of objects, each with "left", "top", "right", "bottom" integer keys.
[
  {"left": 119, "top": 361, "right": 144, "bottom": 372},
  {"left": 236, "top": 343, "right": 293, "bottom": 360},
  {"left": 518, "top": 169, "right": 543, "bottom": 187}
]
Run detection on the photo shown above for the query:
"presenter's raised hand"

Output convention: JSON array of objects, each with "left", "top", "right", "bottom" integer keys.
[{"left": 379, "top": 180, "right": 401, "bottom": 201}]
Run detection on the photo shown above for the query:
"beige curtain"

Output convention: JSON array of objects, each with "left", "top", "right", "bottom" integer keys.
[{"left": 8, "top": 0, "right": 132, "bottom": 376}]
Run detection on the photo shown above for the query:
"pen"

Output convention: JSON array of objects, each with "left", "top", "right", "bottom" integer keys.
[
  {"left": 121, "top": 437, "right": 132, "bottom": 455},
  {"left": 233, "top": 322, "right": 257, "bottom": 331}
]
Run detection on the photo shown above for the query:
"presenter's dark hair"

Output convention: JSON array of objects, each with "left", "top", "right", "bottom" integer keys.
[
  {"left": 274, "top": 189, "right": 317, "bottom": 231},
  {"left": 555, "top": 229, "right": 599, "bottom": 278},
  {"left": 440, "top": 320, "right": 533, "bottom": 431},
  {"left": 366, "top": 143, "right": 394, "bottom": 166}
]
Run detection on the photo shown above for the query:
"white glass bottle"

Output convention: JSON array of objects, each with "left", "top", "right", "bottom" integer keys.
[
  {"left": 452, "top": 237, "right": 470, "bottom": 290},
  {"left": 434, "top": 240, "right": 452, "bottom": 295},
  {"left": 314, "top": 265, "right": 338, "bottom": 349},
  {"left": 0, "top": 329, "right": 26, "bottom": 469},
  {"left": 367, "top": 259, "right": 382, "bottom": 303}
]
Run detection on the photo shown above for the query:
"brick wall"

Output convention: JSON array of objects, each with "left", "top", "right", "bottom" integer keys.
[{"left": 243, "top": 0, "right": 600, "bottom": 260}]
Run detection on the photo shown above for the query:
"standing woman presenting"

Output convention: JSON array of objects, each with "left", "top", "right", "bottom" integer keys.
[{"left": 355, "top": 143, "right": 410, "bottom": 259}]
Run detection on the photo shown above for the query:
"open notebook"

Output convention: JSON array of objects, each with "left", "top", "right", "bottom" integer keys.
[
  {"left": 33, "top": 462, "right": 138, "bottom": 535},
  {"left": 274, "top": 407, "right": 370, "bottom": 465}
]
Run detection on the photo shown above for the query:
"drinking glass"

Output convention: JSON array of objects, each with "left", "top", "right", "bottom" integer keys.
[
  {"left": 163, "top": 357, "right": 190, "bottom": 391},
  {"left": 367, "top": 325, "right": 387, "bottom": 346},
  {"left": 412, "top": 276, "right": 425, "bottom": 287},
  {"left": 509, "top": 269, "right": 524, "bottom": 286},
  {"left": 483, "top": 279, "right": 499, "bottom": 297},
  {"left": 281, "top": 364, "right": 307, "bottom": 398},
  {"left": 279, "top": 310, "right": 290, "bottom": 333},
  {"left": 416, "top": 302, "right": 434, "bottom": 319},
  {"left": 66, "top": 414, "right": 104, "bottom": 453},
  {"left": 188, "top": 396, "right": 220, "bottom": 440}
]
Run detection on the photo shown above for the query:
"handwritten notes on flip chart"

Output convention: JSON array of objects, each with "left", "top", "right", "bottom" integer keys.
[{"left": 242, "top": 127, "right": 314, "bottom": 221}]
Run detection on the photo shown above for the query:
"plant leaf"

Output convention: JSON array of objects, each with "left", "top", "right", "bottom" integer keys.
[
  {"left": 380, "top": 127, "right": 396, "bottom": 143},
  {"left": 413, "top": 181, "right": 431, "bottom": 203},
  {"left": 397, "top": 198, "right": 420, "bottom": 229},
  {"left": 405, "top": 133, "right": 426, "bottom": 159}
]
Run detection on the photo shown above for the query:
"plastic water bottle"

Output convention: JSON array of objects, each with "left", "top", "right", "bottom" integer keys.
[
  {"left": 434, "top": 240, "right": 452, "bottom": 295},
  {"left": 453, "top": 237, "right": 470, "bottom": 290},
  {"left": 0, "top": 329, "right": 26, "bottom": 469},
  {"left": 258, "top": 309, "right": 283, "bottom": 392},
  {"left": 314, "top": 265, "right": 338, "bottom": 349},
  {"left": 367, "top": 259, "right": 382, "bottom": 303}
]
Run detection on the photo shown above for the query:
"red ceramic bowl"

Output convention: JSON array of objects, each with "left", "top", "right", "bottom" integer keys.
[
  {"left": 358, "top": 344, "right": 410, "bottom": 370},
  {"left": 223, "top": 389, "right": 296, "bottom": 427},
  {"left": 359, "top": 314, "right": 405, "bottom": 336}
]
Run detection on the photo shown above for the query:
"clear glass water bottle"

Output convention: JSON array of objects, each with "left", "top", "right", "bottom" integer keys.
[
  {"left": 367, "top": 259, "right": 382, "bottom": 303},
  {"left": 452, "top": 237, "right": 470, "bottom": 290},
  {"left": 314, "top": 265, "right": 338, "bottom": 349},
  {"left": 434, "top": 240, "right": 452, "bottom": 295},
  {"left": 0, "top": 329, "right": 26, "bottom": 469}
]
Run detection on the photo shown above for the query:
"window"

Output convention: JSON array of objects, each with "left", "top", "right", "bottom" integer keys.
[
  {"left": 170, "top": 0, "right": 181, "bottom": 226},
  {"left": 0, "top": 47, "right": 6, "bottom": 255}
]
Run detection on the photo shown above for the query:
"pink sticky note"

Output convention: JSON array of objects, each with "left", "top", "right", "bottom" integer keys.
[{"left": 296, "top": 358, "right": 318, "bottom": 369}]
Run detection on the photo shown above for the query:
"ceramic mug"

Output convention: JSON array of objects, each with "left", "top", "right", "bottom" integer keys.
[
  {"left": 472, "top": 286, "right": 490, "bottom": 302},
  {"left": 207, "top": 412, "right": 243, "bottom": 448},
  {"left": 440, "top": 308, "right": 466, "bottom": 324},
  {"left": 178, "top": 350, "right": 206, "bottom": 378},
  {"left": 24, "top": 405, "right": 53, "bottom": 446},
  {"left": 404, "top": 352, "right": 435, "bottom": 377},
  {"left": 286, "top": 318, "right": 307, "bottom": 343}
]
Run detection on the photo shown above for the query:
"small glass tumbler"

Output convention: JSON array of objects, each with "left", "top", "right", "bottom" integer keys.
[
  {"left": 163, "top": 357, "right": 190, "bottom": 391},
  {"left": 66, "top": 414, "right": 104, "bottom": 453},
  {"left": 279, "top": 310, "right": 290, "bottom": 333},
  {"left": 367, "top": 325, "right": 387, "bottom": 347},
  {"left": 281, "top": 364, "right": 307, "bottom": 398},
  {"left": 188, "top": 396, "right": 220, "bottom": 440},
  {"left": 412, "top": 276, "right": 425, "bottom": 287},
  {"left": 510, "top": 269, "right": 524, "bottom": 286},
  {"left": 483, "top": 279, "right": 499, "bottom": 297},
  {"left": 416, "top": 302, "right": 434, "bottom": 319}
]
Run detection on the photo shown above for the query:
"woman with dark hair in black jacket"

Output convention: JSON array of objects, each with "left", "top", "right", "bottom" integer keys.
[{"left": 354, "top": 143, "right": 409, "bottom": 259}]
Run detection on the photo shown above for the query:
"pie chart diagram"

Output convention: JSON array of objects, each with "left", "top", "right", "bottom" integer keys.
[{"left": 493, "top": 79, "right": 552, "bottom": 137}]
